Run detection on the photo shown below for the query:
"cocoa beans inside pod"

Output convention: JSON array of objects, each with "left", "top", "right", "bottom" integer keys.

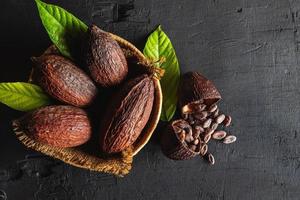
[
  {"left": 161, "top": 119, "right": 200, "bottom": 160},
  {"left": 85, "top": 25, "right": 128, "bottom": 87},
  {"left": 99, "top": 74, "right": 155, "bottom": 153},
  {"left": 12, "top": 105, "right": 92, "bottom": 148},
  {"left": 179, "top": 72, "right": 221, "bottom": 115},
  {"left": 32, "top": 54, "right": 98, "bottom": 107}
]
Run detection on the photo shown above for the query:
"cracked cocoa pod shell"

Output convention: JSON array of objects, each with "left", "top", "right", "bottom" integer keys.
[
  {"left": 179, "top": 72, "right": 221, "bottom": 113},
  {"left": 161, "top": 119, "right": 200, "bottom": 160},
  {"left": 100, "top": 74, "right": 155, "bottom": 153},
  {"left": 13, "top": 105, "right": 91, "bottom": 148},
  {"left": 85, "top": 25, "right": 128, "bottom": 87},
  {"left": 32, "top": 55, "right": 97, "bottom": 107}
]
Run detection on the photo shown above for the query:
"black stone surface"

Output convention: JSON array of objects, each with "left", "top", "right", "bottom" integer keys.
[{"left": 1, "top": 0, "right": 300, "bottom": 199}]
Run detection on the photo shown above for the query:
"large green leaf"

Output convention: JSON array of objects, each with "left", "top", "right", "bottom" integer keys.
[
  {"left": 0, "top": 82, "right": 51, "bottom": 112},
  {"left": 143, "top": 25, "right": 180, "bottom": 121},
  {"left": 35, "top": 0, "right": 88, "bottom": 58}
]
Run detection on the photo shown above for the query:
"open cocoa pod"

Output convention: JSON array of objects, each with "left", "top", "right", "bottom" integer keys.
[
  {"left": 179, "top": 72, "right": 221, "bottom": 115},
  {"left": 13, "top": 32, "right": 163, "bottom": 176},
  {"left": 161, "top": 119, "right": 200, "bottom": 160}
]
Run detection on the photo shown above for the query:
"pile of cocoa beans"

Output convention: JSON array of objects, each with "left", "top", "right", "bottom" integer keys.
[{"left": 161, "top": 72, "right": 237, "bottom": 165}]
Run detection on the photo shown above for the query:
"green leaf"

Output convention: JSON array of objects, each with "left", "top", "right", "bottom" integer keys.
[
  {"left": 143, "top": 25, "right": 180, "bottom": 121},
  {"left": 35, "top": 0, "right": 88, "bottom": 58},
  {"left": 0, "top": 82, "right": 51, "bottom": 112}
]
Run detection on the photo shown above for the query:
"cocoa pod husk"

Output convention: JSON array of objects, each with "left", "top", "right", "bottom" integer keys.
[
  {"left": 12, "top": 105, "right": 92, "bottom": 148},
  {"left": 32, "top": 55, "right": 97, "bottom": 107},
  {"left": 99, "top": 74, "right": 155, "bottom": 153},
  {"left": 179, "top": 72, "right": 221, "bottom": 113},
  {"left": 85, "top": 25, "right": 128, "bottom": 87},
  {"left": 161, "top": 119, "right": 200, "bottom": 160}
]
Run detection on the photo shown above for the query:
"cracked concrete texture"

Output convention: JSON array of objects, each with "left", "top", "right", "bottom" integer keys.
[{"left": 1, "top": 0, "right": 300, "bottom": 199}]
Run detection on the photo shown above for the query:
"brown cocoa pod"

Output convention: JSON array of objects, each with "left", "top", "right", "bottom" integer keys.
[
  {"left": 12, "top": 105, "right": 92, "bottom": 148},
  {"left": 99, "top": 74, "right": 154, "bottom": 153},
  {"left": 85, "top": 25, "right": 128, "bottom": 87},
  {"left": 179, "top": 72, "right": 221, "bottom": 114},
  {"left": 32, "top": 55, "right": 97, "bottom": 107},
  {"left": 161, "top": 119, "right": 200, "bottom": 160}
]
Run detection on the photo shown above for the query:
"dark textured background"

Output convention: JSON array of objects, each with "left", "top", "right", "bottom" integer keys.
[{"left": 1, "top": 0, "right": 300, "bottom": 199}]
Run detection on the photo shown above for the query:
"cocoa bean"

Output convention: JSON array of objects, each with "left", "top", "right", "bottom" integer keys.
[
  {"left": 208, "top": 104, "right": 218, "bottom": 113},
  {"left": 215, "top": 114, "right": 226, "bottom": 124},
  {"left": 212, "top": 108, "right": 219, "bottom": 118},
  {"left": 223, "top": 135, "right": 237, "bottom": 144},
  {"left": 212, "top": 130, "right": 227, "bottom": 140},
  {"left": 207, "top": 153, "right": 215, "bottom": 165},
  {"left": 210, "top": 122, "right": 218, "bottom": 131},
  {"left": 200, "top": 144, "right": 208, "bottom": 156},
  {"left": 202, "top": 118, "right": 212, "bottom": 128},
  {"left": 203, "top": 133, "right": 211, "bottom": 144},
  {"left": 223, "top": 115, "right": 232, "bottom": 127}
]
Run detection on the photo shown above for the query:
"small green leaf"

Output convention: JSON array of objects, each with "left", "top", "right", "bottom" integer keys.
[
  {"left": 0, "top": 82, "right": 51, "bottom": 111},
  {"left": 143, "top": 25, "right": 180, "bottom": 121},
  {"left": 35, "top": 0, "right": 88, "bottom": 58}
]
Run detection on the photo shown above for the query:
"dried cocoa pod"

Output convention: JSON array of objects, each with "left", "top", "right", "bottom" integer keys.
[
  {"left": 179, "top": 72, "right": 221, "bottom": 114},
  {"left": 99, "top": 74, "right": 154, "bottom": 153},
  {"left": 12, "top": 105, "right": 91, "bottom": 148},
  {"left": 32, "top": 55, "right": 97, "bottom": 107},
  {"left": 161, "top": 119, "right": 200, "bottom": 160},
  {"left": 85, "top": 25, "right": 128, "bottom": 87}
]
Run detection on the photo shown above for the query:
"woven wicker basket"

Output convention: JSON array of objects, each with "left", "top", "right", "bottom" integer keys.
[{"left": 13, "top": 32, "right": 163, "bottom": 177}]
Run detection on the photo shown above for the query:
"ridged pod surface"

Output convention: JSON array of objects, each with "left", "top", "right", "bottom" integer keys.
[
  {"left": 85, "top": 25, "right": 128, "bottom": 87},
  {"left": 13, "top": 105, "right": 91, "bottom": 148},
  {"left": 100, "top": 74, "right": 155, "bottom": 153},
  {"left": 33, "top": 55, "right": 97, "bottom": 107},
  {"left": 179, "top": 72, "right": 221, "bottom": 109}
]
